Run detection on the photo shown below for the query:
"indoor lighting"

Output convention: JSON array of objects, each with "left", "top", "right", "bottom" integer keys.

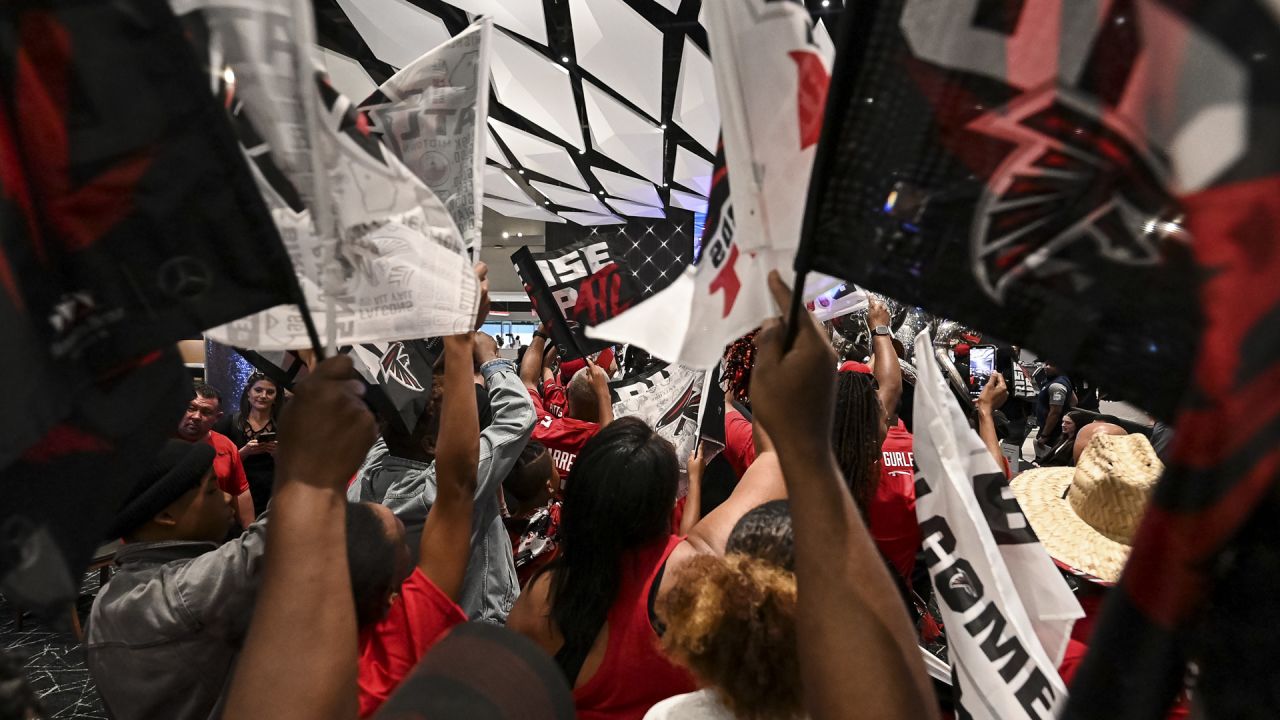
[
  {"left": 223, "top": 67, "right": 236, "bottom": 85},
  {"left": 518, "top": 169, "right": 525, "bottom": 175},
  {"left": 517, "top": 233, "right": 524, "bottom": 238},
  {"left": 502, "top": 231, "right": 510, "bottom": 239},
  {"left": 660, "top": 124, "right": 667, "bottom": 130},
  {"left": 821, "top": 0, "right": 830, "bottom": 6},
  {"left": 561, "top": 56, "right": 570, "bottom": 63}
]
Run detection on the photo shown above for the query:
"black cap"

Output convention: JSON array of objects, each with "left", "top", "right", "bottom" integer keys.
[
  {"left": 374, "top": 623, "right": 574, "bottom": 720},
  {"left": 107, "top": 440, "right": 215, "bottom": 539}
]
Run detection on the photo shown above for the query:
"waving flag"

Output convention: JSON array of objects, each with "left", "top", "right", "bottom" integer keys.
[
  {"left": 362, "top": 19, "right": 492, "bottom": 256},
  {"left": 589, "top": 0, "right": 833, "bottom": 368},
  {"left": 0, "top": 0, "right": 295, "bottom": 612},
  {"left": 206, "top": 76, "right": 479, "bottom": 349},
  {"left": 610, "top": 363, "right": 723, "bottom": 471},
  {"left": 913, "top": 330, "right": 1082, "bottom": 719}
]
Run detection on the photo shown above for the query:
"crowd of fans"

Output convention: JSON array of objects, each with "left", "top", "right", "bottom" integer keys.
[{"left": 3, "top": 265, "right": 1180, "bottom": 720}]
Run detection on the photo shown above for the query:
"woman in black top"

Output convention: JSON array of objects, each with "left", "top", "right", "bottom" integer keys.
[{"left": 215, "top": 372, "right": 282, "bottom": 515}]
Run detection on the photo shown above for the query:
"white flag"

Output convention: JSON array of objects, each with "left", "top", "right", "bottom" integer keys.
[
  {"left": 609, "top": 364, "right": 712, "bottom": 470},
  {"left": 588, "top": 0, "right": 833, "bottom": 368},
  {"left": 363, "top": 19, "right": 492, "bottom": 256},
  {"left": 912, "top": 329, "right": 1082, "bottom": 719}
]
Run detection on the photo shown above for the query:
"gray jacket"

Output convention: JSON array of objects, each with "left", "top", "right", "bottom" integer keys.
[
  {"left": 85, "top": 522, "right": 267, "bottom": 720},
  {"left": 347, "top": 358, "right": 534, "bottom": 623}
]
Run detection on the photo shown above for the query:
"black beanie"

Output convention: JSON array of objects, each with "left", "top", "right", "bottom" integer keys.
[{"left": 107, "top": 440, "right": 215, "bottom": 539}]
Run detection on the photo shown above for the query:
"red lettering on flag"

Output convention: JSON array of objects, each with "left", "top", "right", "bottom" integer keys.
[
  {"left": 788, "top": 50, "right": 830, "bottom": 149},
  {"left": 710, "top": 244, "right": 742, "bottom": 318}
]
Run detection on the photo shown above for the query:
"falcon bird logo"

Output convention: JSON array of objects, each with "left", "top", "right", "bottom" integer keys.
[
  {"left": 379, "top": 342, "right": 424, "bottom": 392},
  {"left": 968, "top": 88, "right": 1179, "bottom": 302}
]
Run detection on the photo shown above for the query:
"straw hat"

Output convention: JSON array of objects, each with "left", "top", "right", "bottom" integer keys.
[{"left": 1010, "top": 433, "right": 1163, "bottom": 584}]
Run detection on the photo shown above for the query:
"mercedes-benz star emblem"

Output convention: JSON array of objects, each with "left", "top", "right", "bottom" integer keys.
[{"left": 157, "top": 256, "right": 213, "bottom": 299}]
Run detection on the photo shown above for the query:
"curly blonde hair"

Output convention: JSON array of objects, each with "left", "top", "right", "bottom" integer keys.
[{"left": 659, "top": 554, "right": 802, "bottom": 720}]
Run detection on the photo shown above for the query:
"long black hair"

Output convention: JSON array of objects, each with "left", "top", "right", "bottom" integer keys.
[
  {"left": 832, "top": 371, "right": 882, "bottom": 515},
  {"left": 545, "top": 417, "right": 679, "bottom": 676},
  {"left": 238, "top": 371, "right": 283, "bottom": 425}
]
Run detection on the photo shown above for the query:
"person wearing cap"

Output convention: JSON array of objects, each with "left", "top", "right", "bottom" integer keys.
[{"left": 177, "top": 382, "right": 255, "bottom": 530}]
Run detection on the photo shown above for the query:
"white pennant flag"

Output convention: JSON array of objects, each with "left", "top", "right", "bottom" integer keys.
[
  {"left": 588, "top": 0, "right": 835, "bottom": 369},
  {"left": 362, "top": 18, "right": 492, "bottom": 256},
  {"left": 913, "top": 329, "right": 1082, "bottom": 719}
]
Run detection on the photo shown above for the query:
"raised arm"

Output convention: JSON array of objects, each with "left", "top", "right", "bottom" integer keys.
[
  {"left": 520, "top": 325, "right": 549, "bottom": 390},
  {"left": 678, "top": 442, "right": 706, "bottom": 536},
  {"left": 975, "top": 372, "right": 1010, "bottom": 477},
  {"left": 473, "top": 332, "right": 536, "bottom": 500},
  {"left": 752, "top": 272, "right": 936, "bottom": 720},
  {"left": 224, "top": 356, "right": 377, "bottom": 720},
  {"left": 417, "top": 334, "right": 480, "bottom": 601},
  {"left": 868, "top": 299, "right": 903, "bottom": 426},
  {"left": 588, "top": 359, "right": 614, "bottom": 427}
]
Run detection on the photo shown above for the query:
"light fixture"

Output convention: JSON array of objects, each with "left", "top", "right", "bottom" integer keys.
[
  {"left": 223, "top": 67, "right": 236, "bottom": 85},
  {"left": 517, "top": 169, "right": 525, "bottom": 175},
  {"left": 561, "top": 56, "right": 570, "bottom": 63},
  {"left": 821, "top": 0, "right": 829, "bottom": 6},
  {"left": 579, "top": 149, "right": 586, "bottom": 154},
  {"left": 501, "top": 231, "right": 509, "bottom": 239},
  {"left": 660, "top": 124, "right": 667, "bottom": 130},
  {"left": 517, "top": 232, "right": 524, "bottom": 238}
]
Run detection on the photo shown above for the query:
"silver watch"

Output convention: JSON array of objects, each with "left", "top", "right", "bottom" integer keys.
[{"left": 872, "top": 325, "right": 893, "bottom": 337}]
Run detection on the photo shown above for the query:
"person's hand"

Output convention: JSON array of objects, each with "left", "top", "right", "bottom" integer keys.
[
  {"left": 687, "top": 442, "right": 706, "bottom": 483},
  {"left": 976, "top": 372, "right": 1008, "bottom": 414},
  {"left": 275, "top": 355, "right": 376, "bottom": 490},
  {"left": 241, "top": 439, "right": 264, "bottom": 457},
  {"left": 473, "top": 262, "right": 491, "bottom": 330},
  {"left": 473, "top": 332, "right": 499, "bottom": 367},
  {"left": 262, "top": 441, "right": 278, "bottom": 456},
  {"left": 587, "top": 359, "right": 611, "bottom": 394},
  {"left": 751, "top": 271, "right": 838, "bottom": 454},
  {"left": 867, "top": 297, "right": 892, "bottom": 330}
]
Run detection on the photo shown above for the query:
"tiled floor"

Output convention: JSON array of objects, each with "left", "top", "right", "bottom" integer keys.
[{"left": 0, "top": 574, "right": 108, "bottom": 719}]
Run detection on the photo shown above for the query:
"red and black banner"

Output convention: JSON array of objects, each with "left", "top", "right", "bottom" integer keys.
[{"left": 0, "top": 0, "right": 297, "bottom": 613}]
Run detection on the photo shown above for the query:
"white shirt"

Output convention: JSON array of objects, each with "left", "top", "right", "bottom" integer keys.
[{"left": 644, "top": 688, "right": 811, "bottom": 720}]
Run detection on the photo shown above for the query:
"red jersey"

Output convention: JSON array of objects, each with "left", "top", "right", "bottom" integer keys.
[
  {"left": 528, "top": 388, "right": 600, "bottom": 481},
  {"left": 870, "top": 420, "right": 920, "bottom": 581},
  {"left": 722, "top": 407, "right": 757, "bottom": 478},
  {"left": 357, "top": 568, "right": 467, "bottom": 718},
  {"left": 204, "top": 431, "right": 248, "bottom": 497},
  {"left": 542, "top": 380, "right": 568, "bottom": 418},
  {"left": 558, "top": 347, "right": 615, "bottom": 385},
  {"left": 573, "top": 536, "right": 697, "bottom": 720}
]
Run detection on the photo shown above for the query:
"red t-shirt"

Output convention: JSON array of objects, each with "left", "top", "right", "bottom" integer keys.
[
  {"left": 204, "top": 431, "right": 248, "bottom": 497},
  {"left": 573, "top": 536, "right": 697, "bottom": 720},
  {"left": 357, "top": 568, "right": 468, "bottom": 718},
  {"left": 722, "top": 407, "right": 757, "bottom": 478},
  {"left": 870, "top": 420, "right": 920, "bottom": 582},
  {"left": 529, "top": 388, "right": 600, "bottom": 482}
]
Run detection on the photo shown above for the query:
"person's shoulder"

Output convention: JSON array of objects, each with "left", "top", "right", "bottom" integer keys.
[
  {"left": 643, "top": 689, "right": 735, "bottom": 720},
  {"left": 206, "top": 430, "right": 236, "bottom": 452}
]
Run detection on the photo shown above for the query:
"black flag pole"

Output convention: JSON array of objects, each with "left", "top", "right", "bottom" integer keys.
[{"left": 782, "top": 0, "right": 870, "bottom": 354}]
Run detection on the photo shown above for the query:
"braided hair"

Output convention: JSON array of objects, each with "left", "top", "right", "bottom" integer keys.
[{"left": 832, "top": 371, "right": 882, "bottom": 515}]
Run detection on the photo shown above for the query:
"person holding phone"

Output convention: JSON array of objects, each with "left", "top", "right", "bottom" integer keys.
[{"left": 216, "top": 372, "right": 283, "bottom": 516}]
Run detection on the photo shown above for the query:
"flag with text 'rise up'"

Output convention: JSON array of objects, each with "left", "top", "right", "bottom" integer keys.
[
  {"left": 362, "top": 18, "right": 492, "bottom": 256},
  {"left": 589, "top": 0, "right": 833, "bottom": 368},
  {"left": 0, "top": 0, "right": 295, "bottom": 612},
  {"left": 512, "top": 230, "right": 692, "bottom": 360},
  {"left": 913, "top": 331, "right": 1082, "bottom": 720},
  {"left": 796, "top": 0, "right": 1220, "bottom": 419},
  {"left": 205, "top": 75, "right": 480, "bottom": 350}
]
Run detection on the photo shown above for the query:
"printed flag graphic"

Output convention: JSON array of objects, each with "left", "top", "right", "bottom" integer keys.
[
  {"left": 913, "top": 330, "right": 1082, "bottom": 719},
  {"left": 610, "top": 363, "right": 723, "bottom": 471},
  {"left": 589, "top": 0, "right": 833, "bottom": 368},
  {"left": 0, "top": 0, "right": 295, "bottom": 612}
]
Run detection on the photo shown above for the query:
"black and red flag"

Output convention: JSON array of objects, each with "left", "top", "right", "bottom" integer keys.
[
  {"left": 801, "top": 1, "right": 1280, "bottom": 717},
  {"left": 511, "top": 231, "right": 691, "bottom": 360},
  {"left": 0, "top": 0, "right": 299, "bottom": 613}
]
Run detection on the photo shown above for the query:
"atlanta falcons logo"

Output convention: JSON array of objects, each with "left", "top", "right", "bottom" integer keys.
[
  {"left": 379, "top": 341, "right": 424, "bottom": 391},
  {"left": 968, "top": 88, "right": 1180, "bottom": 302},
  {"left": 655, "top": 379, "right": 702, "bottom": 431}
]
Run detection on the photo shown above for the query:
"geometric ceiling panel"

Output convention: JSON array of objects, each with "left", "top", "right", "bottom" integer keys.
[
  {"left": 442, "top": 0, "right": 548, "bottom": 45},
  {"left": 490, "top": 29, "right": 584, "bottom": 150},
  {"left": 592, "top": 168, "right": 663, "bottom": 207},
  {"left": 484, "top": 197, "right": 567, "bottom": 223},
  {"left": 653, "top": 0, "right": 682, "bottom": 12},
  {"left": 317, "top": 47, "right": 377, "bottom": 105},
  {"left": 593, "top": 169, "right": 665, "bottom": 208},
  {"left": 672, "top": 38, "right": 719, "bottom": 153},
  {"left": 607, "top": 198, "right": 666, "bottom": 219},
  {"left": 814, "top": 19, "right": 836, "bottom": 60},
  {"left": 569, "top": 0, "right": 664, "bottom": 119},
  {"left": 490, "top": 119, "right": 589, "bottom": 190},
  {"left": 529, "top": 181, "right": 613, "bottom": 214},
  {"left": 486, "top": 128, "right": 510, "bottom": 167},
  {"left": 559, "top": 211, "right": 628, "bottom": 226},
  {"left": 583, "top": 81, "right": 665, "bottom": 184},
  {"left": 672, "top": 145, "right": 712, "bottom": 196},
  {"left": 484, "top": 165, "right": 534, "bottom": 204},
  {"left": 334, "top": 0, "right": 450, "bottom": 69},
  {"left": 669, "top": 188, "right": 709, "bottom": 214}
]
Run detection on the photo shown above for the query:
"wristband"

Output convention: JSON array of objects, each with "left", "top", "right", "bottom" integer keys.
[{"left": 533, "top": 331, "right": 550, "bottom": 341}]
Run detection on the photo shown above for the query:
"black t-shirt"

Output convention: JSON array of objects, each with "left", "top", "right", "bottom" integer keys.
[{"left": 215, "top": 414, "right": 277, "bottom": 516}]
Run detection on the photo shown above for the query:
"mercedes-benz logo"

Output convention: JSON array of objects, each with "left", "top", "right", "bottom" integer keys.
[{"left": 157, "top": 256, "right": 213, "bottom": 299}]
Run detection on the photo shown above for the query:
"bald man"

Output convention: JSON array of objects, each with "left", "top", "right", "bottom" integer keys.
[{"left": 1073, "top": 422, "right": 1127, "bottom": 464}]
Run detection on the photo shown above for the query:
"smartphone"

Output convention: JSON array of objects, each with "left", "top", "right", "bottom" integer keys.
[
  {"left": 969, "top": 345, "right": 996, "bottom": 392},
  {"left": 255, "top": 432, "right": 278, "bottom": 443}
]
